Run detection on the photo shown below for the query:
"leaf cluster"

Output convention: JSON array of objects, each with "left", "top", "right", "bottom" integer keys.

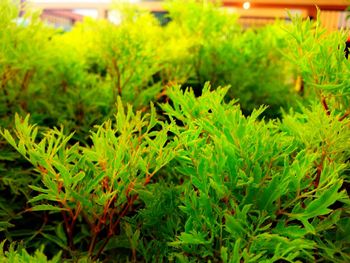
[{"left": 0, "top": 1, "right": 350, "bottom": 262}]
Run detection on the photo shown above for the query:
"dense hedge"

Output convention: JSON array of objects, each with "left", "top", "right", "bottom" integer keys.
[{"left": 0, "top": 0, "right": 349, "bottom": 262}]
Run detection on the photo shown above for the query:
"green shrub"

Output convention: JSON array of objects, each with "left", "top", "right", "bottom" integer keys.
[
  {"left": 0, "top": 1, "right": 55, "bottom": 118},
  {"left": 68, "top": 9, "right": 164, "bottom": 109},
  {"left": 0, "top": 1, "right": 110, "bottom": 137},
  {"left": 283, "top": 12, "right": 350, "bottom": 118},
  {"left": 164, "top": 0, "right": 297, "bottom": 118},
  {"left": 1, "top": 1, "right": 350, "bottom": 262},
  {"left": 0, "top": 241, "right": 61, "bottom": 263},
  {"left": 2, "top": 87, "right": 350, "bottom": 262},
  {"left": 161, "top": 85, "right": 349, "bottom": 262},
  {"left": 1, "top": 99, "right": 182, "bottom": 260}
]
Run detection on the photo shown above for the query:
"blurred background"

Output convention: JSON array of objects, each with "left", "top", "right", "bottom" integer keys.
[{"left": 26, "top": 0, "right": 350, "bottom": 30}]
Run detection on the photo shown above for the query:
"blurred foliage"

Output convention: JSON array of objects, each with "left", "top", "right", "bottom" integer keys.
[
  {"left": 166, "top": 0, "right": 297, "bottom": 118},
  {"left": 283, "top": 11, "right": 350, "bottom": 118}
]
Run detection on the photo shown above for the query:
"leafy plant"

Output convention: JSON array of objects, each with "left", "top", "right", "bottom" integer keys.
[
  {"left": 0, "top": 0, "right": 56, "bottom": 117},
  {"left": 1, "top": 1, "right": 350, "bottom": 262},
  {"left": 164, "top": 0, "right": 297, "bottom": 118},
  {"left": 0, "top": 241, "right": 61, "bottom": 263},
  {"left": 80, "top": 9, "right": 164, "bottom": 108},
  {"left": 283, "top": 11, "right": 350, "bottom": 118},
  {"left": 162, "top": 85, "right": 350, "bottom": 262},
  {"left": 1, "top": 99, "right": 182, "bottom": 260}
]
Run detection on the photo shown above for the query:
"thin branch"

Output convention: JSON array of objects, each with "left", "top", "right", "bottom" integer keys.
[
  {"left": 321, "top": 96, "right": 330, "bottom": 116},
  {"left": 339, "top": 109, "right": 350, "bottom": 122},
  {"left": 88, "top": 193, "right": 117, "bottom": 256},
  {"left": 21, "top": 69, "right": 34, "bottom": 91},
  {"left": 60, "top": 206, "right": 74, "bottom": 250},
  {"left": 313, "top": 150, "right": 327, "bottom": 188},
  {"left": 111, "top": 58, "right": 122, "bottom": 99}
]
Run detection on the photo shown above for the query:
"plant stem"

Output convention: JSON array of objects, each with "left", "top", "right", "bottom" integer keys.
[
  {"left": 111, "top": 58, "right": 122, "bottom": 100},
  {"left": 88, "top": 231, "right": 99, "bottom": 256},
  {"left": 321, "top": 96, "right": 330, "bottom": 116},
  {"left": 92, "top": 233, "right": 113, "bottom": 261},
  {"left": 19, "top": 69, "right": 35, "bottom": 111},
  {"left": 92, "top": 194, "right": 139, "bottom": 260},
  {"left": 339, "top": 109, "right": 350, "bottom": 122},
  {"left": 88, "top": 194, "right": 117, "bottom": 257},
  {"left": 314, "top": 150, "right": 326, "bottom": 188},
  {"left": 60, "top": 208, "right": 74, "bottom": 250},
  {"left": 1, "top": 70, "right": 13, "bottom": 113}
]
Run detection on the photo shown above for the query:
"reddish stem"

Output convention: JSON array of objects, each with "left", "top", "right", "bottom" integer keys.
[
  {"left": 321, "top": 96, "right": 330, "bottom": 116},
  {"left": 314, "top": 162, "right": 323, "bottom": 188},
  {"left": 339, "top": 110, "right": 350, "bottom": 122},
  {"left": 314, "top": 151, "right": 326, "bottom": 188},
  {"left": 60, "top": 208, "right": 74, "bottom": 250},
  {"left": 93, "top": 194, "right": 139, "bottom": 260}
]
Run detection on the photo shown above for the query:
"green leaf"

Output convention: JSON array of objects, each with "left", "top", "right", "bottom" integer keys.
[
  {"left": 71, "top": 171, "right": 86, "bottom": 188},
  {"left": 221, "top": 246, "right": 228, "bottom": 263},
  {"left": 169, "top": 231, "right": 211, "bottom": 246},
  {"left": 41, "top": 232, "right": 69, "bottom": 250},
  {"left": 1, "top": 129, "right": 16, "bottom": 148},
  {"left": 29, "top": 194, "right": 60, "bottom": 203},
  {"left": 225, "top": 214, "right": 246, "bottom": 238},
  {"left": 231, "top": 238, "right": 242, "bottom": 263},
  {"left": 273, "top": 222, "right": 308, "bottom": 238},
  {"left": 55, "top": 223, "right": 67, "bottom": 245},
  {"left": 295, "top": 181, "right": 343, "bottom": 220},
  {"left": 30, "top": 204, "right": 66, "bottom": 212},
  {"left": 52, "top": 161, "right": 71, "bottom": 186},
  {"left": 29, "top": 185, "right": 50, "bottom": 194}
]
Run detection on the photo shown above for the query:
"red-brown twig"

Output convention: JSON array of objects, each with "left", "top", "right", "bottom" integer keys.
[
  {"left": 339, "top": 109, "right": 350, "bottom": 122},
  {"left": 321, "top": 96, "right": 330, "bottom": 116}
]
